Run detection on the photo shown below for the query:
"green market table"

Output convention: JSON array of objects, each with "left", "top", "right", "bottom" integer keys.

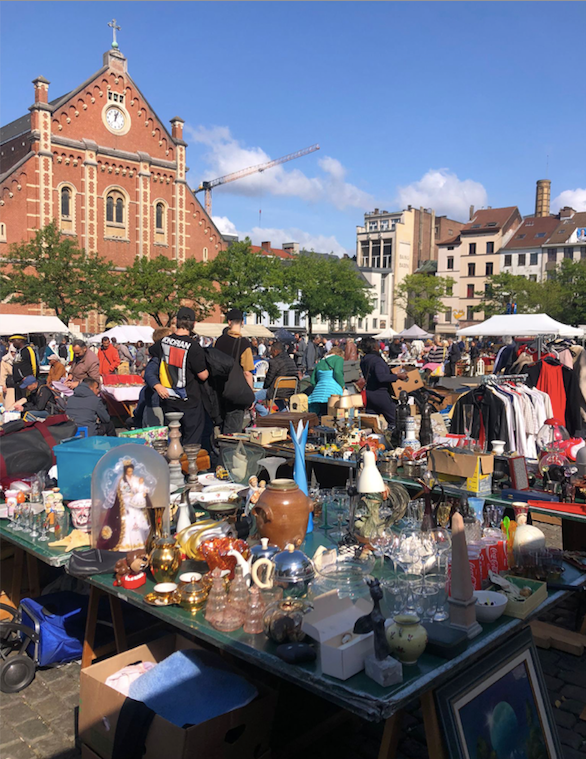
[{"left": 69, "top": 527, "right": 585, "bottom": 759}]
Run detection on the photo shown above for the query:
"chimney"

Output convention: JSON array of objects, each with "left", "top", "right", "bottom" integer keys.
[
  {"left": 374, "top": 208, "right": 379, "bottom": 214},
  {"left": 282, "top": 242, "right": 300, "bottom": 254},
  {"left": 32, "top": 76, "right": 50, "bottom": 104},
  {"left": 535, "top": 179, "right": 551, "bottom": 217},
  {"left": 469, "top": 205, "right": 475, "bottom": 220},
  {"left": 261, "top": 241, "right": 271, "bottom": 252},
  {"left": 170, "top": 116, "right": 185, "bottom": 141}
]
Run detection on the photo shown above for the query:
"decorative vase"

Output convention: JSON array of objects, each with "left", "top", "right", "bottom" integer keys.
[
  {"left": 385, "top": 614, "right": 428, "bottom": 665},
  {"left": 149, "top": 535, "right": 182, "bottom": 583},
  {"left": 145, "top": 505, "right": 166, "bottom": 557},
  {"left": 175, "top": 493, "right": 192, "bottom": 534},
  {"left": 290, "top": 421, "right": 312, "bottom": 533},
  {"left": 183, "top": 444, "right": 201, "bottom": 492},
  {"left": 165, "top": 411, "right": 185, "bottom": 492},
  {"left": 252, "top": 479, "right": 313, "bottom": 549}
]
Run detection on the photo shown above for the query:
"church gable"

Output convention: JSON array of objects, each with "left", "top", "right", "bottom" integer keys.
[{"left": 49, "top": 53, "right": 176, "bottom": 163}]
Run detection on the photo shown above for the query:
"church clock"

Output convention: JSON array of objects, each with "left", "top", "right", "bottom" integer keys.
[{"left": 105, "top": 107, "right": 126, "bottom": 131}]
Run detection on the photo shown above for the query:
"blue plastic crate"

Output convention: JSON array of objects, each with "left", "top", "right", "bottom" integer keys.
[{"left": 54, "top": 436, "right": 146, "bottom": 500}]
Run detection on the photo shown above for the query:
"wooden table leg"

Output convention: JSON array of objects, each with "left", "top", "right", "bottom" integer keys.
[
  {"left": 421, "top": 690, "right": 446, "bottom": 759},
  {"left": 81, "top": 585, "right": 101, "bottom": 669},
  {"left": 109, "top": 595, "right": 128, "bottom": 654},
  {"left": 26, "top": 554, "right": 41, "bottom": 598},
  {"left": 10, "top": 546, "right": 25, "bottom": 606},
  {"left": 377, "top": 710, "right": 403, "bottom": 759}
]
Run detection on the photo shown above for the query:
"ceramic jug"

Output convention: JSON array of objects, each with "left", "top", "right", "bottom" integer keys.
[{"left": 251, "top": 478, "right": 313, "bottom": 549}]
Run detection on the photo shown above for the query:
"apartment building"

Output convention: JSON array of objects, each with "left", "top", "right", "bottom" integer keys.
[
  {"left": 541, "top": 211, "right": 586, "bottom": 279},
  {"left": 355, "top": 206, "right": 464, "bottom": 334},
  {"left": 436, "top": 233, "right": 462, "bottom": 333},
  {"left": 500, "top": 216, "right": 560, "bottom": 281}
]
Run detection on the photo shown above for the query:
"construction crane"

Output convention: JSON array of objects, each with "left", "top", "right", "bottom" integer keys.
[{"left": 194, "top": 144, "right": 320, "bottom": 216}]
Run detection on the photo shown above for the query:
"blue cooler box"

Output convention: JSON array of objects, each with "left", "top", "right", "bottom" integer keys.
[{"left": 54, "top": 436, "right": 146, "bottom": 500}]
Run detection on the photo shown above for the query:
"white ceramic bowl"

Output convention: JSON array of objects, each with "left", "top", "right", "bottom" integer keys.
[
  {"left": 68, "top": 499, "right": 92, "bottom": 533},
  {"left": 473, "top": 590, "right": 507, "bottom": 622}
]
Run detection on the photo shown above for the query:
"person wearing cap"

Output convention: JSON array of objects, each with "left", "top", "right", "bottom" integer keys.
[
  {"left": 47, "top": 353, "right": 66, "bottom": 388},
  {"left": 98, "top": 336, "right": 121, "bottom": 376},
  {"left": 215, "top": 308, "right": 255, "bottom": 433},
  {"left": 13, "top": 375, "right": 61, "bottom": 417},
  {"left": 150, "top": 306, "right": 209, "bottom": 445},
  {"left": 9, "top": 334, "right": 39, "bottom": 401},
  {"left": 66, "top": 339, "right": 101, "bottom": 389}
]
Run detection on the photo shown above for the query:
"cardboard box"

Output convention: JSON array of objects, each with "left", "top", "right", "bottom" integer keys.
[
  {"left": 390, "top": 369, "right": 424, "bottom": 398},
  {"left": 429, "top": 449, "right": 494, "bottom": 495},
  {"left": 79, "top": 634, "right": 275, "bottom": 759},
  {"left": 302, "top": 591, "right": 374, "bottom": 680}
]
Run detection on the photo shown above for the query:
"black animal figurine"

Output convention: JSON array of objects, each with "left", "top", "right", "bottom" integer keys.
[
  {"left": 414, "top": 390, "right": 434, "bottom": 447},
  {"left": 353, "top": 577, "right": 390, "bottom": 660}
]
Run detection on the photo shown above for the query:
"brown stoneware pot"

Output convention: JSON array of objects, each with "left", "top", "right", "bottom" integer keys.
[{"left": 252, "top": 478, "right": 313, "bottom": 549}]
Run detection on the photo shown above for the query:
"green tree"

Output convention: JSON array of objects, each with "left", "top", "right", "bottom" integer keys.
[
  {"left": 394, "top": 273, "right": 455, "bottom": 329},
  {"left": 546, "top": 259, "right": 586, "bottom": 324},
  {"left": 0, "top": 221, "right": 112, "bottom": 323},
  {"left": 116, "top": 255, "right": 216, "bottom": 327},
  {"left": 210, "top": 239, "right": 293, "bottom": 320},
  {"left": 475, "top": 272, "right": 539, "bottom": 318},
  {"left": 287, "top": 252, "right": 372, "bottom": 336}
]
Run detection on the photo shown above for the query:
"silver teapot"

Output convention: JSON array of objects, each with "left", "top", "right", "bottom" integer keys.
[{"left": 251, "top": 543, "right": 314, "bottom": 598}]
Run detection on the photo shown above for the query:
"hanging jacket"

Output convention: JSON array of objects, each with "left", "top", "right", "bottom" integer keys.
[
  {"left": 450, "top": 386, "right": 509, "bottom": 450},
  {"left": 526, "top": 358, "right": 582, "bottom": 435}
]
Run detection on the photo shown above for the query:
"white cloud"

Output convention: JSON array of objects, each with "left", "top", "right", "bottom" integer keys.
[
  {"left": 551, "top": 188, "right": 586, "bottom": 213},
  {"left": 212, "top": 215, "right": 350, "bottom": 256},
  {"left": 186, "top": 125, "right": 372, "bottom": 211},
  {"left": 396, "top": 169, "right": 488, "bottom": 221}
]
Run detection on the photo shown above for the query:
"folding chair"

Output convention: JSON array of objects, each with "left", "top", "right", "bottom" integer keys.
[{"left": 269, "top": 376, "right": 299, "bottom": 413}]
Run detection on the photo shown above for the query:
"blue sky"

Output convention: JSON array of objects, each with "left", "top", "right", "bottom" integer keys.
[{"left": 2, "top": 2, "right": 585, "bottom": 254}]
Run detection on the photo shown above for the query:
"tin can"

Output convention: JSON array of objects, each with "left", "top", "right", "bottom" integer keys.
[
  {"left": 467, "top": 549, "right": 482, "bottom": 590},
  {"left": 482, "top": 538, "right": 500, "bottom": 574}
]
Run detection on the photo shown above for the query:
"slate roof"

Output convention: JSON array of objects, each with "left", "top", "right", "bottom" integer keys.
[
  {"left": 502, "top": 216, "right": 560, "bottom": 250},
  {"left": 460, "top": 206, "right": 519, "bottom": 235},
  {"left": 545, "top": 212, "right": 586, "bottom": 245}
]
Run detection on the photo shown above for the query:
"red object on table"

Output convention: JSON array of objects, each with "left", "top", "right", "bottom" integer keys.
[
  {"left": 102, "top": 374, "right": 144, "bottom": 386},
  {"left": 119, "top": 572, "right": 146, "bottom": 589},
  {"left": 528, "top": 501, "right": 586, "bottom": 517}
]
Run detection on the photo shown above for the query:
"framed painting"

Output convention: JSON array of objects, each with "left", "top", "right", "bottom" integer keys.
[{"left": 436, "top": 628, "right": 562, "bottom": 759}]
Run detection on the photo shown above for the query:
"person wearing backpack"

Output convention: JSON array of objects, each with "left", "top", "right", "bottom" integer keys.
[
  {"left": 214, "top": 308, "right": 255, "bottom": 434},
  {"left": 151, "top": 307, "right": 209, "bottom": 445}
]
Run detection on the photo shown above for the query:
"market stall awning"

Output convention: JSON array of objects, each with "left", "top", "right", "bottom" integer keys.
[
  {"left": 0, "top": 314, "right": 70, "bottom": 336},
  {"left": 88, "top": 325, "right": 154, "bottom": 344},
  {"left": 456, "top": 314, "right": 584, "bottom": 338},
  {"left": 193, "top": 323, "right": 274, "bottom": 338},
  {"left": 373, "top": 327, "right": 398, "bottom": 340},
  {"left": 395, "top": 324, "right": 434, "bottom": 339}
]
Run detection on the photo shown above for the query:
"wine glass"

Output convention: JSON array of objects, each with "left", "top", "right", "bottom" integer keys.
[
  {"left": 29, "top": 509, "right": 41, "bottom": 539},
  {"left": 430, "top": 527, "right": 452, "bottom": 562},
  {"left": 463, "top": 404, "right": 474, "bottom": 449},
  {"left": 428, "top": 571, "right": 449, "bottom": 621},
  {"left": 436, "top": 502, "right": 451, "bottom": 528}
]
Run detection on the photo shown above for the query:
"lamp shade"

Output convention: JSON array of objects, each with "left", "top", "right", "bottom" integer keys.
[
  {"left": 336, "top": 395, "right": 355, "bottom": 410},
  {"left": 357, "top": 450, "right": 386, "bottom": 493}
]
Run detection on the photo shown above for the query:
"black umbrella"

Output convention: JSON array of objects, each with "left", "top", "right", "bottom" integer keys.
[{"left": 276, "top": 328, "right": 295, "bottom": 344}]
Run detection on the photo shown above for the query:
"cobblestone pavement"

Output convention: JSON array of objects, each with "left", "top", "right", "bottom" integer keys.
[{"left": 1, "top": 522, "right": 584, "bottom": 758}]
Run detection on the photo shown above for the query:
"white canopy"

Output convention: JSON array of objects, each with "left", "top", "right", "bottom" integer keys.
[
  {"left": 373, "top": 327, "right": 398, "bottom": 340},
  {"left": 395, "top": 324, "right": 434, "bottom": 339},
  {"left": 0, "top": 314, "right": 70, "bottom": 336},
  {"left": 193, "top": 323, "right": 274, "bottom": 338},
  {"left": 456, "top": 314, "right": 584, "bottom": 338},
  {"left": 88, "top": 325, "right": 154, "bottom": 344}
]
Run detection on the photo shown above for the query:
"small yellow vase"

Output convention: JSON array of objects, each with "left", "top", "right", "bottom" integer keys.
[{"left": 385, "top": 614, "right": 428, "bottom": 665}]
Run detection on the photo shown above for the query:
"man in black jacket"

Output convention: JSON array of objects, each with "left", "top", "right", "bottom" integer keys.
[
  {"left": 13, "top": 375, "right": 61, "bottom": 418},
  {"left": 65, "top": 378, "right": 115, "bottom": 436},
  {"left": 254, "top": 342, "right": 298, "bottom": 416}
]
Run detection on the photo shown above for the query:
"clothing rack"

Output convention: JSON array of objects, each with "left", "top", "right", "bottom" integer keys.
[{"left": 480, "top": 373, "right": 528, "bottom": 385}]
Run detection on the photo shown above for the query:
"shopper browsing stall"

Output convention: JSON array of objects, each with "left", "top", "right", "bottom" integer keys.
[{"left": 359, "top": 337, "right": 406, "bottom": 428}]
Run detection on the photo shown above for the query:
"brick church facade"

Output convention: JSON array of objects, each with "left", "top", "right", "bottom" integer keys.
[{"left": 0, "top": 43, "right": 226, "bottom": 331}]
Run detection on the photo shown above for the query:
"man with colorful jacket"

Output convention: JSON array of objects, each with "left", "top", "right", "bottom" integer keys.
[{"left": 9, "top": 334, "right": 38, "bottom": 401}]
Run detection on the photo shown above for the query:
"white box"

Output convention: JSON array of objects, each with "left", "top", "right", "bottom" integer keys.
[
  {"left": 302, "top": 591, "right": 374, "bottom": 680},
  {"left": 247, "top": 427, "right": 288, "bottom": 445}
]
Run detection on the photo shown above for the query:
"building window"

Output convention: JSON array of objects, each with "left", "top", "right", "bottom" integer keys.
[
  {"left": 448, "top": 246, "right": 454, "bottom": 251},
  {"left": 380, "top": 219, "right": 389, "bottom": 231},
  {"left": 202, "top": 247, "right": 208, "bottom": 262},
  {"left": 564, "top": 247, "right": 574, "bottom": 259},
  {"left": 469, "top": 243, "right": 476, "bottom": 255},
  {"left": 269, "top": 314, "right": 277, "bottom": 326},
  {"left": 447, "top": 256, "right": 454, "bottom": 270},
  {"left": 358, "top": 318, "right": 363, "bottom": 329},
  {"left": 529, "top": 275, "right": 537, "bottom": 282},
  {"left": 467, "top": 263, "right": 476, "bottom": 276},
  {"left": 294, "top": 311, "right": 301, "bottom": 326},
  {"left": 381, "top": 275, "right": 386, "bottom": 295},
  {"left": 486, "top": 241, "right": 494, "bottom": 254},
  {"left": 485, "top": 262, "right": 494, "bottom": 276},
  {"left": 0, "top": 222, "right": 6, "bottom": 242},
  {"left": 485, "top": 283, "right": 493, "bottom": 296},
  {"left": 364, "top": 320, "right": 368, "bottom": 332},
  {"left": 372, "top": 298, "right": 379, "bottom": 312},
  {"left": 106, "top": 190, "right": 125, "bottom": 224},
  {"left": 282, "top": 311, "right": 289, "bottom": 327},
  {"left": 155, "top": 202, "right": 164, "bottom": 230},
  {"left": 446, "top": 283, "right": 453, "bottom": 297},
  {"left": 61, "top": 187, "right": 71, "bottom": 218},
  {"left": 371, "top": 242, "right": 381, "bottom": 268},
  {"left": 467, "top": 306, "right": 475, "bottom": 321},
  {"left": 445, "top": 308, "right": 452, "bottom": 323},
  {"left": 360, "top": 241, "right": 369, "bottom": 267},
  {"left": 548, "top": 249, "right": 557, "bottom": 262},
  {"left": 372, "top": 318, "right": 377, "bottom": 329},
  {"left": 530, "top": 252, "right": 538, "bottom": 266},
  {"left": 518, "top": 253, "right": 526, "bottom": 266},
  {"left": 382, "top": 241, "right": 392, "bottom": 268},
  {"left": 467, "top": 284, "right": 475, "bottom": 298},
  {"left": 504, "top": 254, "right": 512, "bottom": 267},
  {"left": 581, "top": 248, "right": 586, "bottom": 261},
  {"left": 368, "top": 221, "right": 378, "bottom": 232}
]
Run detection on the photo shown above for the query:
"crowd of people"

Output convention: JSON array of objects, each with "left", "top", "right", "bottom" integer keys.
[{"left": 0, "top": 319, "right": 502, "bottom": 450}]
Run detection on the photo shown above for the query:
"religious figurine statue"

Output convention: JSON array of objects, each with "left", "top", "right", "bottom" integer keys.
[
  {"left": 97, "top": 459, "right": 154, "bottom": 551},
  {"left": 353, "top": 577, "right": 391, "bottom": 660}
]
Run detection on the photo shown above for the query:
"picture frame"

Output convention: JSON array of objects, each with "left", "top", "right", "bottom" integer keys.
[
  {"left": 435, "top": 628, "right": 562, "bottom": 759},
  {"left": 509, "top": 455, "right": 530, "bottom": 491}
]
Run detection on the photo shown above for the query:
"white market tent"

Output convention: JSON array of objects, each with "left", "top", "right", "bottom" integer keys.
[
  {"left": 193, "top": 323, "right": 274, "bottom": 339},
  {"left": 395, "top": 324, "right": 434, "bottom": 339},
  {"left": 456, "top": 314, "right": 584, "bottom": 338},
  {"left": 88, "top": 325, "right": 154, "bottom": 344},
  {"left": 373, "top": 327, "right": 398, "bottom": 340},
  {"left": 0, "top": 314, "right": 70, "bottom": 336}
]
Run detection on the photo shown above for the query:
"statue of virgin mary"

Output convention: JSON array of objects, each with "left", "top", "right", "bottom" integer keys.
[{"left": 97, "top": 459, "right": 154, "bottom": 551}]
